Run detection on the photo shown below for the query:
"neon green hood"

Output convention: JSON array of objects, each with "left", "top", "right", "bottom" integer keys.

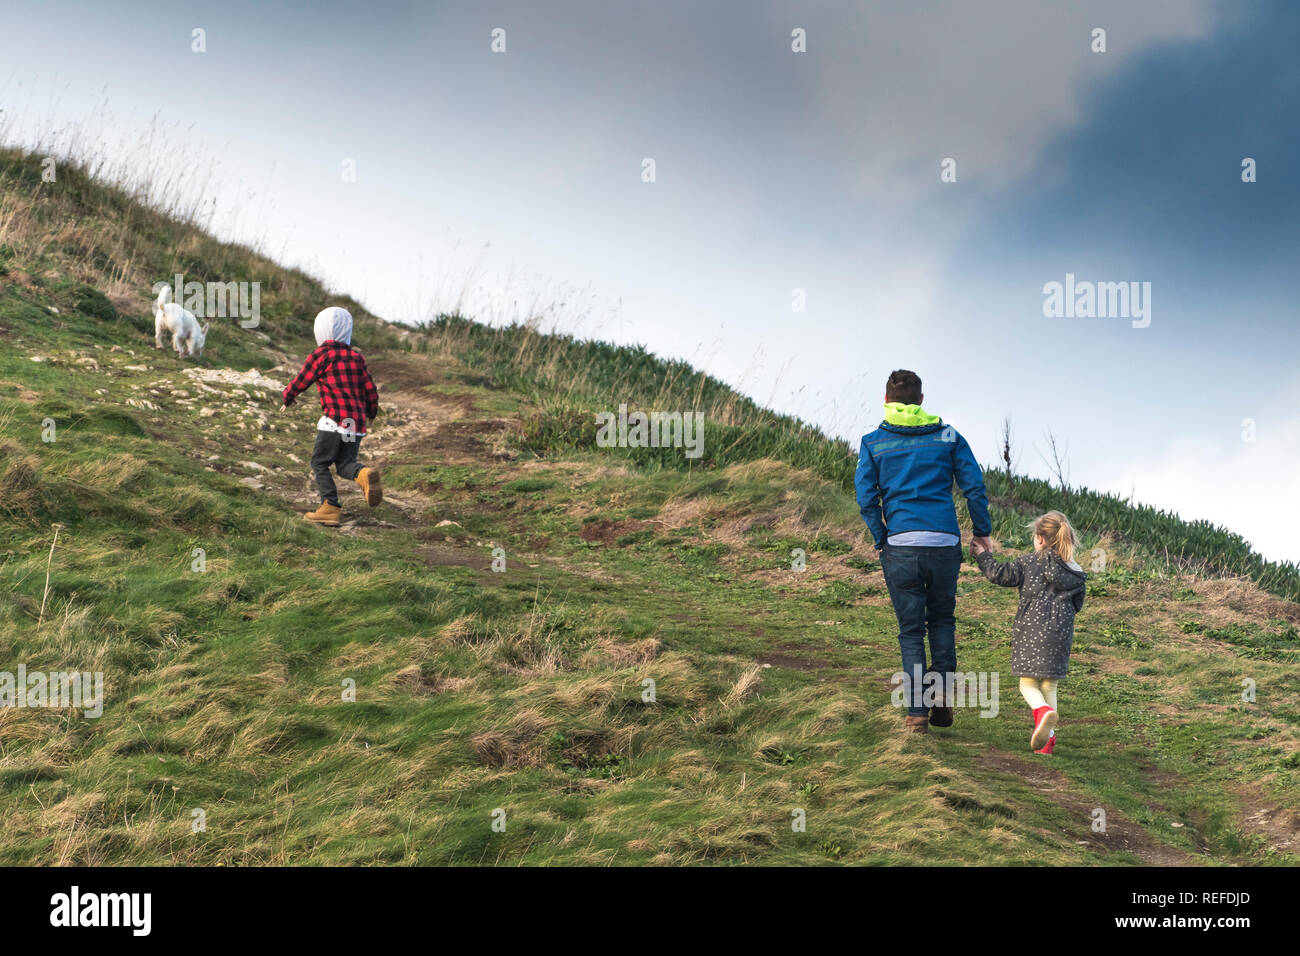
[{"left": 883, "top": 402, "right": 941, "bottom": 427}]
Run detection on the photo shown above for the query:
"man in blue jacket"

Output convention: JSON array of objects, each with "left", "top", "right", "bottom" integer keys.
[{"left": 854, "top": 369, "right": 992, "bottom": 733}]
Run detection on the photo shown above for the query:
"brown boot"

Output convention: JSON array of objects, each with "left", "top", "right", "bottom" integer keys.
[
  {"left": 904, "top": 715, "right": 929, "bottom": 734},
  {"left": 304, "top": 501, "right": 342, "bottom": 526},
  {"left": 356, "top": 467, "right": 382, "bottom": 507}
]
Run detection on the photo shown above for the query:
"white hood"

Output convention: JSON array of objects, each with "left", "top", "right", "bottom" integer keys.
[{"left": 313, "top": 307, "right": 353, "bottom": 346}]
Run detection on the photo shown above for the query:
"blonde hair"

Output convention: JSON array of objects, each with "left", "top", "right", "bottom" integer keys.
[{"left": 1031, "top": 511, "right": 1077, "bottom": 563}]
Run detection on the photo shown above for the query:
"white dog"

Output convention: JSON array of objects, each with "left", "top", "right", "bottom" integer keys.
[{"left": 153, "top": 285, "right": 209, "bottom": 358}]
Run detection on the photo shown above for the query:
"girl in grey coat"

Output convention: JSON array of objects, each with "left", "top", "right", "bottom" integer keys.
[{"left": 972, "top": 511, "right": 1086, "bottom": 754}]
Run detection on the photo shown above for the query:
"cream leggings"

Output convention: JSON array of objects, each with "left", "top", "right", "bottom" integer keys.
[{"left": 1019, "top": 676, "right": 1058, "bottom": 712}]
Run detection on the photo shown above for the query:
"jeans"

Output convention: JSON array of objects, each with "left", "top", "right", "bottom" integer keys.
[
  {"left": 880, "top": 544, "right": 963, "bottom": 716},
  {"left": 311, "top": 429, "right": 363, "bottom": 506}
]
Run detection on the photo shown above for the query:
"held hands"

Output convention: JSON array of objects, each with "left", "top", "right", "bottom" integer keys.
[{"left": 969, "top": 536, "right": 992, "bottom": 556}]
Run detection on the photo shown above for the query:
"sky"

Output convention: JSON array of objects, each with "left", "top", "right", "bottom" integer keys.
[{"left": 2, "top": 0, "right": 1297, "bottom": 561}]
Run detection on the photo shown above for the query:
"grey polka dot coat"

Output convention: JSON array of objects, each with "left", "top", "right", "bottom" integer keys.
[{"left": 976, "top": 550, "right": 1087, "bottom": 679}]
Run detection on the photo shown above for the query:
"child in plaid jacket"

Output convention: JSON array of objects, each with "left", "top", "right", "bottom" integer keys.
[{"left": 280, "top": 307, "right": 382, "bottom": 526}]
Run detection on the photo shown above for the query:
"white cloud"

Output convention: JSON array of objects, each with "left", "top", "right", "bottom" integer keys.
[{"left": 1093, "top": 410, "right": 1300, "bottom": 565}]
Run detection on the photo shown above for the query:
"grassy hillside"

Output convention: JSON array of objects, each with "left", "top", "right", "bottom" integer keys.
[{"left": 1, "top": 145, "right": 1298, "bottom": 865}]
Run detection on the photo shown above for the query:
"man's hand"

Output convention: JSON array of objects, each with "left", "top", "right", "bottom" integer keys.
[
  {"left": 970, "top": 536, "right": 992, "bottom": 556},
  {"left": 278, "top": 404, "right": 289, "bottom": 413}
]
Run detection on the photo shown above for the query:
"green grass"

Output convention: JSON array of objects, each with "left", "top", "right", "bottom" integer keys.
[
  {"left": 409, "top": 314, "right": 1300, "bottom": 603},
  {"left": 0, "top": 142, "right": 1297, "bottom": 865}
]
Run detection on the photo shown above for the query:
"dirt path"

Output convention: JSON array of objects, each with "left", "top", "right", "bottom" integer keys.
[
  {"left": 977, "top": 748, "right": 1199, "bottom": 865},
  {"left": 325, "top": 354, "right": 530, "bottom": 575},
  {"left": 1234, "top": 783, "right": 1300, "bottom": 855}
]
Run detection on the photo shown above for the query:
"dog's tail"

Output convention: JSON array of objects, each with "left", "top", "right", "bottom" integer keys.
[{"left": 155, "top": 284, "right": 172, "bottom": 315}]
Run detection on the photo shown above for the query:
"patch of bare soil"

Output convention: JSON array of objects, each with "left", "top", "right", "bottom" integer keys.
[
  {"left": 336, "top": 514, "right": 403, "bottom": 533},
  {"left": 364, "top": 393, "right": 478, "bottom": 463},
  {"left": 364, "top": 354, "right": 457, "bottom": 393},
  {"left": 357, "top": 354, "right": 510, "bottom": 468},
  {"left": 0, "top": 380, "right": 40, "bottom": 402},
  {"left": 419, "top": 542, "right": 494, "bottom": 572},
  {"left": 976, "top": 748, "right": 1199, "bottom": 866},
  {"left": 579, "top": 518, "right": 655, "bottom": 545},
  {"left": 1233, "top": 784, "right": 1300, "bottom": 856}
]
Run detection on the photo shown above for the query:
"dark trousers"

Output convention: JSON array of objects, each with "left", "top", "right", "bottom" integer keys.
[
  {"left": 311, "top": 429, "right": 363, "bottom": 506},
  {"left": 880, "top": 545, "right": 963, "bottom": 716}
]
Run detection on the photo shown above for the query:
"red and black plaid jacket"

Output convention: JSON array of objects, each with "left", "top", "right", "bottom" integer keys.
[{"left": 283, "top": 341, "right": 380, "bottom": 432}]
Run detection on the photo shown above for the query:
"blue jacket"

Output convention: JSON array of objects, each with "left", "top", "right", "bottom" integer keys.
[{"left": 854, "top": 420, "right": 992, "bottom": 548}]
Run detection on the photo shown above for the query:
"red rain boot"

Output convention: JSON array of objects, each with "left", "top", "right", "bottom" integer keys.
[{"left": 1030, "top": 705, "right": 1058, "bottom": 751}]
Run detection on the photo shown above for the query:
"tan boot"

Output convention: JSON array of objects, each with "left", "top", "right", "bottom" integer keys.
[
  {"left": 904, "top": 715, "right": 929, "bottom": 734},
  {"left": 356, "top": 467, "right": 382, "bottom": 507},
  {"left": 304, "top": 501, "right": 342, "bottom": 526}
]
